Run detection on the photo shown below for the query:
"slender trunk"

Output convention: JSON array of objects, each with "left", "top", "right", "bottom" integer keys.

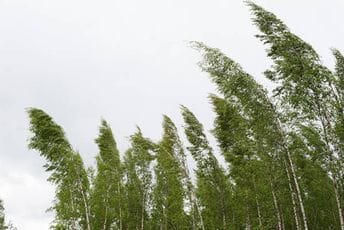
[
  {"left": 220, "top": 190, "right": 226, "bottom": 230},
  {"left": 118, "top": 181, "right": 123, "bottom": 230},
  {"left": 73, "top": 160, "right": 91, "bottom": 230},
  {"left": 269, "top": 101, "right": 308, "bottom": 229},
  {"left": 181, "top": 175, "right": 196, "bottom": 230},
  {"left": 275, "top": 119, "right": 308, "bottom": 229},
  {"left": 196, "top": 197, "right": 206, "bottom": 230},
  {"left": 186, "top": 178, "right": 204, "bottom": 230},
  {"left": 255, "top": 196, "right": 263, "bottom": 229},
  {"left": 179, "top": 153, "right": 205, "bottom": 230},
  {"left": 102, "top": 188, "right": 110, "bottom": 230},
  {"left": 103, "top": 205, "right": 108, "bottom": 230},
  {"left": 284, "top": 159, "right": 301, "bottom": 230},
  {"left": 189, "top": 192, "right": 196, "bottom": 230},
  {"left": 78, "top": 181, "right": 91, "bottom": 230},
  {"left": 81, "top": 193, "right": 91, "bottom": 230},
  {"left": 318, "top": 111, "right": 344, "bottom": 230},
  {"left": 270, "top": 177, "right": 282, "bottom": 230},
  {"left": 294, "top": 168, "right": 307, "bottom": 229},
  {"left": 252, "top": 181, "right": 262, "bottom": 229},
  {"left": 246, "top": 203, "right": 251, "bottom": 230},
  {"left": 334, "top": 179, "right": 344, "bottom": 230},
  {"left": 285, "top": 146, "right": 308, "bottom": 230}
]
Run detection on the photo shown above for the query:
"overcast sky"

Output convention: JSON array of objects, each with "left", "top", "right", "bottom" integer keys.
[{"left": 0, "top": 0, "right": 343, "bottom": 229}]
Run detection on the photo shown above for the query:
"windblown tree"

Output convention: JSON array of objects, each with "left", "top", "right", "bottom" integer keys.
[
  {"left": 151, "top": 116, "right": 189, "bottom": 230},
  {"left": 191, "top": 1, "right": 344, "bottom": 229},
  {"left": 161, "top": 116, "right": 202, "bottom": 230},
  {"left": 123, "top": 128, "right": 155, "bottom": 230},
  {"left": 192, "top": 41, "right": 303, "bottom": 229},
  {"left": 27, "top": 108, "right": 91, "bottom": 230},
  {"left": 210, "top": 95, "right": 268, "bottom": 229},
  {"left": 181, "top": 106, "right": 232, "bottom": 230},
  {"left": 247, "top": 2, "right": 344, "bottom": 229},
  {"left": 25, "top": 2, "right": 344, "bottom": 230},
  {"left": 90, "top": 120, "right": 124, "bottom": 230}
]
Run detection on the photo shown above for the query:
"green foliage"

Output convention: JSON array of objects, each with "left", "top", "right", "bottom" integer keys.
[
  {"left": 181, "top": 106, "right": 232, "bottom": 229},
  {"left": 248, "top": 2, "right": 344, "bottom": 228},
  {"left": 333, "top": 49, "right": 344, "bottom": 151},
  {"left": 27, "top": 108, "right": 90, "bottom": 229},
  {"left": 123, "top": 128, "right": 155, "bottom": 229},
  {"left": 24, "top": 2, "right": 344, "bottom": 230},
  {"left": 90, "top": 120, "right": 123, "bottom": 229},
  {"left": 151, "top": 116, "right": 188, "bottom": 230}
]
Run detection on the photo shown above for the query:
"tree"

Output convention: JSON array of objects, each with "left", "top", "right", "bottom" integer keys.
[
  {"left": 91, "top": 120, "right": 124, "bottom": 230},
  {"left": 151, "top": 116, "right": 188, "bottom": 230},
  {"left": 123, "top": 128, "right": 155, "bottom": 230},
  {"left": 193, "top": 41, "right": 306, "bottom": 229},
  {"left": 181, "top": 105, "right": 232, "bottom": 229},
  {"left": 247, "top": 1, "right": 344, "bottom": 228},
  {"left": 27, "top": 108, "right": 91, "bottom": 230},
  {"left": 23, "top": 2, "right": 344, "bottom": 229}
]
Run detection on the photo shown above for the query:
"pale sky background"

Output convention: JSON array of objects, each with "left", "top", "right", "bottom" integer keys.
[{"left": 0, "top": 0, "right": 343, "bottom": 229}]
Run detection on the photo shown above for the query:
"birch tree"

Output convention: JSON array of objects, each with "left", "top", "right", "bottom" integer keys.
[
  {"left": 181, "top": 105, "right": 231, "bottom": 229},
  {"left": 193, "top": 41, "right": 306, "bottom": 229},
  {"left": 151, "top": 116, "right": 188, "bottom": 230},
  {"left": 91, "top": 120, "right": 124, "bottom": 230},
  {"left": 123, "top": 128, "right": 155, "bottom": 230},
  {"left": 27, "top": 108, "right": 91, "bottom": 230},
  {"left": 248, "top": 2, "right": 344, "bottom": 228}
]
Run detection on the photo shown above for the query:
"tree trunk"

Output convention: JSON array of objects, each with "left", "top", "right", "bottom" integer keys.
[
  {"left": 103, "top": 205, "right": 108, "bottom": 230},
  {"left": 269, "top": 102, "right": 308, "bottom": 229},
  {"left": 318, "top": 111, "right": 344, "bottom": 230},
  {"left": 275, "top": 114, "right": 308, "bottom": 230},
  {"left": 74, "top": 167, "right": 91, "bottom": 230},
  {"left": 255, "top": 196, "right": 263, "bottom": 229},
  {"left": 333, "top": 179, "right": 344, "bottom": 230},
  {"left": 118, "top": 181, "right": 123, "bottom": 230},
  {"left": 270, "top": 177, "right": 282, "bottom": 230},
  {"left": 78, "top": 181, "right": 91, "bottom": 230},
  {"left": 178, "top": 150, "right": 205, "bottom": 230},
  {"left": 284, "top": 159, "right": 301, "bottom": 230},
  {"left": 252, "top": 181, "right": 262, "bottom": 229},
  {"left": 284, "top": 149, "right": 308, "bottom": 230},
  {"left": 196, "top": 198, "right": 205, "bottom": 230},
  {"left": 246, "top": 203, "right": 251, "bottom": 230}
]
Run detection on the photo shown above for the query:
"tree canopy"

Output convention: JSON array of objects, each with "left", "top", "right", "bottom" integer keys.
[{"left": 21, "top": 2, "right": 344, "bottom": 229}]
